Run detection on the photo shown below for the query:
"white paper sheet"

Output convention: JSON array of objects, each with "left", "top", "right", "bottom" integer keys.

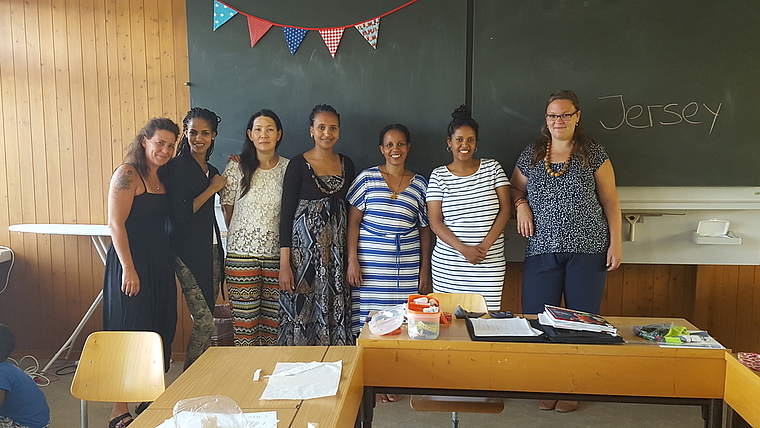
[
  {"left": 154, "top": 410, "right": 279, "bottom": 428},
  {"left": 469, "top": 317, "right": 542, "bottom": 337},
  {"left": 259, "top": 360, "right": 342, "bottom": 400}
]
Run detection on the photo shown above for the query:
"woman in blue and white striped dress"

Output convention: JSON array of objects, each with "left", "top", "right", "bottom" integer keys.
[
  {"left": 347, "top": 124, "right": 431, "bottom": 328},
  {"left": 427, "top": 106, "right": 511, "bottom": 310}
]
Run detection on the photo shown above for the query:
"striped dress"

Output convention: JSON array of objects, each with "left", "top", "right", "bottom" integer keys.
[
  {"left": 426, "top": 158, "right": 509, "bottom": 310},
  {"left": 347, "top": 167, "right": 429, "bottom": 326}
]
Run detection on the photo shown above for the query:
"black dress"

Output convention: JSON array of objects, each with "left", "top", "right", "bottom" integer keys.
[{"left": 102, "top": 183, "right": 177, "bottom": 371}]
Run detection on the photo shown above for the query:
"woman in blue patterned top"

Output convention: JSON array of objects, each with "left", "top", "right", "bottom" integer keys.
[
  {"left": 346, "top": 124, "right": 431, "bottom": 331},
  {"left": 510, "top": 91, "right": 622, "bottom": 412},
  {"left": 427, "top": 106, "right": 511, "bottom": 311}
]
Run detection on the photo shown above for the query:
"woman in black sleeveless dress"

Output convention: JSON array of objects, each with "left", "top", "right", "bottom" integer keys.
[{"left": 101, "top": 118, "right": 179, "bottom": 428}]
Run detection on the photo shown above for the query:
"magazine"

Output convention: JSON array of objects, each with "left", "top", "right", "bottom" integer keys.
[{"left": 539, "top": 305, "right": 617, "bottom": 335}]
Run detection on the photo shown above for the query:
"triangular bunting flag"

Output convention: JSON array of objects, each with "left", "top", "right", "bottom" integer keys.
[
  {"left": 213, "top": 0, "right": 238, "bottom": 31},
  {"left": 247, "top": 16, "right": 273, "bottom": 47},
  {"left": 355, "top": 18, "right": 380, "bottom": 49},
  {"left": 283, "top": 27, "right": 308, "bottom": 55},
  {"left": 319, "top": 27, "right": 345, "bottom": 58}
]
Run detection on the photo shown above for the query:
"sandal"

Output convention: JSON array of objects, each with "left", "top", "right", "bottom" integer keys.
[
  {"left": 109, "top": 412, "right": 133, "bottom": 428},
  {"left": 135, "top": 401, "right": 151, "bottom": 415}
]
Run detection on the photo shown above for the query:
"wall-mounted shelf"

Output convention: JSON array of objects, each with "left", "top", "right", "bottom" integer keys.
[{"left": 619, "top": 187, "right": 760, "bottom": 211}]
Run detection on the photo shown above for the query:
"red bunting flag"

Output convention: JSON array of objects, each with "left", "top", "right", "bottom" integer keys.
[
  {"left": 355, "top": 18, "right": 380, "bottom": 49},
  {"left": 247, "top": 16, "right": 273, "bottom": 47},
  {"left": 319, "top": 27, "right": 345, "bottom": 58}
]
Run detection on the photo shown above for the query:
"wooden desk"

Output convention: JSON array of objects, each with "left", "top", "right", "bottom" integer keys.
[
  {"left": 143, "top": 346, "right": 362, "bottom": 427},
  {"left": 725, "top": 353, "right": 760, "bottom": 428},
  {"left": 130, "top": 408, "right": 298, "bottom": 428},
  {"left": 358, "top": 316, "right": 726, "bottom": 428}
]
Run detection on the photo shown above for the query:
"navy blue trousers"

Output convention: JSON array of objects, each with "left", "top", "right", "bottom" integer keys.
[{"left": 521, "top": 252, "right": 607, "bottom": 315}]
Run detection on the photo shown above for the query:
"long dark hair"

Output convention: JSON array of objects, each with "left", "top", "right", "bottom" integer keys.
[
  {"left": 240, "top": 109, "right": 283, "bottom": 198},
  {"left": 447, "top": 105, "right": 478, "bottom": 140},
  {"left": 124, "top": 117, "right": 180, "bottom": 177},
  {"left": 176, "top": 107, "right": 221, "bottom": 161},
  {"left": 531, "top": 90, "right": 592, "bottom": 167}
]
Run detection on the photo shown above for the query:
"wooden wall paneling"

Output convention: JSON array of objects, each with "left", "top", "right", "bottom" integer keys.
[
  {"left": 620, "top": 264, "right": 640, "bottom": 316},
  {"left": 129, "top": 0, "right": 149, "bottom": 127},
  {"left": 602, "top": 266, "right": 624, "bottom": 315},
  {"left": 681, "top": 265, "right": 696, "bottom": 321},
  {"left": 636, "top": 264, "right": 655, "bottom": 317},
  {"left": 734, "top": 265, "right": 757, "bottom": 352},
  {"left": 651, "top": 265, "right": 670, "bottom": 317},
  {"left": 103, "top": 0, "right": 123, "bottom": 169},
  {"left": 115, "top": 0, "right": 136, "bottom": 142},
  {"left": 693, "top": 265, "right": 716, "bottom": 331},
  {"left": 752, "top": 266, "right": 760, "bottom": 353},
  {"left": 169, "top": 0, "right": 189, "bottom": 117},
  {"left": 500, "top": 261, "right": 522, "bottom": 313},
  {"left": 143, "top": 0, "right": 163, "bottom": 116},
  {"left": 719, "top": 265, "right": 740, "bottom": 349}
]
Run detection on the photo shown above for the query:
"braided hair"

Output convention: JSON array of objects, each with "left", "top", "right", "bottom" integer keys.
[{"left": 177, "top": 107, "right": 222, "bottom": 161}]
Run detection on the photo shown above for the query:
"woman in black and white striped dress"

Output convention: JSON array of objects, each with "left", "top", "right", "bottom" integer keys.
[{"left": 426, "top": 105, "right": 511, "bottom": 310}]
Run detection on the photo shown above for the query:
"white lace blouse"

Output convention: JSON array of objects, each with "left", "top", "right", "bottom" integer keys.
[{"left": 220, "top": 156, "right": 289, "bottom": 257}]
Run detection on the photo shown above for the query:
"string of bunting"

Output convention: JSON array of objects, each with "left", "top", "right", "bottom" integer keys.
[{"left": 213, "top": 0, "right": 419, "bottom": 57}]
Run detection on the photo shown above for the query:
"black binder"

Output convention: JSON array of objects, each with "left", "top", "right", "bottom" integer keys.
[{"left": 465, "top": 318, "right": 624, "bottom": 344}]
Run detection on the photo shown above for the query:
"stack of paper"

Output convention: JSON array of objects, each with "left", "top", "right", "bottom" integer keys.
[
  {"left": 538, "top": 305, "right": 617, "bottom": 335},
  {"left": 468, "top": 317, "right": 543, "bottom": 337}
]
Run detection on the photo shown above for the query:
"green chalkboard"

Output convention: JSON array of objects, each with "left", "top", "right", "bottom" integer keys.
[
  {"left": 187, "top": 0, "right": 759, "bottom": 185},
  {"left": 473, "top": 0, "right": 759, "bottom": 186},
  {"left": 186, "top": 0, "right": 466, "bottom": 178}
]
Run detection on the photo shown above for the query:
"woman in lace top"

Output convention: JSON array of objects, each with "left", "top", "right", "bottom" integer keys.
[
  {"left": 278, "top": 104, "right": 356, "bottom": 346},
  {"left": 221, "top": 110, "right": 289, "bottom": 346}
]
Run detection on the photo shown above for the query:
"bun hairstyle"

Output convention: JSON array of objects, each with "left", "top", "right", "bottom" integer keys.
[
  {"left": 447, "top": 104, "right": 479, "bottom": 140},
  {"left": 309, "top": 104, "right": 340, "bottom": 126},
  {"left": 239, "top": 109, "right": 283, "bottom": 198},
  {"left": 177, "top": 107, "right": 222, "bottom": 160},
  {"left": 531, "top": 89, "right": 592, "bottom": 168},
  {"left": 378, "top": 123, "right": 411, "bottom": 146}
]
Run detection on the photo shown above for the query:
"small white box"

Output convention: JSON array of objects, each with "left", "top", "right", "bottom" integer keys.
[{"left": 695, "top": 219, "right": 730, "bottom": 237}]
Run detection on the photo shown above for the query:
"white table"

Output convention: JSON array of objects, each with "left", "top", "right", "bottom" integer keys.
[{"left": 8, "top": 224, "right": 110, "bottom": 373}]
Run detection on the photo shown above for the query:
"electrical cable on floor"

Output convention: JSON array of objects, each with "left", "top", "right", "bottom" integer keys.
[
  {"left": 0, "top": 245, "right": 14, "bottom": 295},
  {"left": 7, "top": 355, "right": 55, "bottom": 386}
]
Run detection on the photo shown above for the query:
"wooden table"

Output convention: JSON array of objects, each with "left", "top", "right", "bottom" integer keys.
[
  {"left": 132, "top": 346, "right": 363, "bottom": 427},
  {"left": 725, "top": 353, "right": 760, "bottom": 428},
  {"left": 358, "top": 316, "right": 727, "bottom": 428}
]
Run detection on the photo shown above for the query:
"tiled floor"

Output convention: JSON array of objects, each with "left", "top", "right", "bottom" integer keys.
[{"left": 31, "top": 357, "right": 709, "bottom": 427}]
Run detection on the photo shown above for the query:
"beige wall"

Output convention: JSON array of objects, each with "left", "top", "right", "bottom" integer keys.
[{"left": 0, "top": 0, "right": 192, "bottom": 358}]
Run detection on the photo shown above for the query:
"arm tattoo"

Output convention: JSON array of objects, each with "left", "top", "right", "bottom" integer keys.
[{"left": 115, "top": 168, "right": 134, "bottom": 191}]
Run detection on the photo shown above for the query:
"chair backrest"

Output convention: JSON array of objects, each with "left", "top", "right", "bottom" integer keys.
[
  {"left": 427, "top": 293, "right": 488, "bottom": 314},
  {"left": 71, "top": 331, "right": 165, "bottom": 403}
]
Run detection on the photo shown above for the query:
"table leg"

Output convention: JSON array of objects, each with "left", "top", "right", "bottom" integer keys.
[
  {"left": 362, "top": 386, "right": 375, "bottom": 427},
  {"left": 702, "top": 399, "right": 722, "bottom": 428}
]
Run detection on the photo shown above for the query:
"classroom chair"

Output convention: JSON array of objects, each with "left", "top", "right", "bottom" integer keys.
[
  {"left": 410, "top": 293, "right": 504, "bottom": 428},
  {"left": 70, "top": 331, "right": 165, "bottom": 428}
]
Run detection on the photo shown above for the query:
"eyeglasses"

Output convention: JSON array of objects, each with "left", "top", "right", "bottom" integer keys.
[{"left": 545, "top": 111, "right": 578, "bottom": 122}]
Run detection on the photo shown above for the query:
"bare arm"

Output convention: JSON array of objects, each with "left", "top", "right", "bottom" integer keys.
[
  {"left": 427, "top": 200, "right": 486, "bottom": 265},
  {"left": 594, "top": 159, "right": 623, "bottom": 271},
  {"left": 108, "top": 165, "right": 140, "bottom": 297},
  {"left": 476, "top": 185, "right": 511, "bottom": 253},
  {"left": 346, "top": 205, "right": 364, "bottom": 287},
  {"left": 222, "top": 205, "right": 234, "bottom": 228},
  {"left": 510, "top": 167, "right": 535, "bottom": 237},
  {"left": 418, "top": 226, "right": 433, "bottom": 294},
  {"left": 192, "top": 173, "right": 227, "bottom": 213},
  {"left": 279, "top": 247, "right": 294, "bottom": 292}
]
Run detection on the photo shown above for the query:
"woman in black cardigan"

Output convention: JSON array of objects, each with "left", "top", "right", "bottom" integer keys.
[{"left": 161, "top": 107, "right": 226, "bottom": 369}]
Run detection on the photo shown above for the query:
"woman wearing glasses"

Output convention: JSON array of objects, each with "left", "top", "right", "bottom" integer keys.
[{"left": 509, "top": 90, "right": 622, "bottom": 412}]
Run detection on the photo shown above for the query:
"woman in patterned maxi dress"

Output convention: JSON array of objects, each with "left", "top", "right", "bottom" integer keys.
[{"left": 278, "top": 104, "right": 356, "bottom": 346}]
